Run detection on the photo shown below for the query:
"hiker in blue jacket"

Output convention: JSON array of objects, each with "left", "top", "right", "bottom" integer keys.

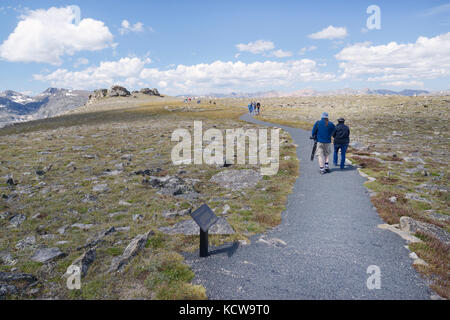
[
  {"left": 311, "top": 112, "right": 335, "bottom": 174},
  {"left": 332, "top": 117, "right": 350, "bottom": 169},
  {"left": 248, "top": 102, "right": 253, "bottom": 114}
]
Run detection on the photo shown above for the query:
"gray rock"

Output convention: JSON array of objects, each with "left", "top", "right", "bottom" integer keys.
[
  {"left": 92, "top": 183, "right": 109, "bottom": 192},
  {"left": 0, "top": 284, "right": 18, "bottom": 299},
  {"left": 349, "top": 141, "right": 367, "bottom": 151},
  {"left": 31, "top": 247, "right": 66, "bottom": 263},
  {"left": 108, "top": 230, "right": 154, "bottom": 273},
  {"left": 159, "top": 217, "right": 234, "bottom": 235},
  {"left": 115, "top": 226, "right": 130, "bottom": 232},
  {"left": 119, "top": 200, "right": 132, "bottom": 206},
  {"left": 0, "top": 251, "right": 16, "bottom": 266},
  {"left": 0, "top": 211, "right": 11, "bottom": 220},
  {"left": 15, "top": 235, "right": 36, "bottom": 250},
  {"left": 108, "top": 85, "right": 130, "bottom": 97},
  {"left": 72, "top": 223, "right": 94, "bottom": 230},
  {"left": 0, "top": 272, "right": 37, "bottom": 284},
  {"left": 133, "top": 214, "right": 143, "bottom": 221},
  {"left": 403, "top": 157, "right": 425, "bottom": 164},
  {"left": 210, "top": 169, "right": 262, "bottom": 191},
  {"left": 222, "top": 204, "right": 231, "bottom": 215},
  {"left": 71, "top": 248, "right": 96, "bottom": 277},
  {"left": 89, "top": 89, "right": 107, "bottom": 102},
  {"left": 82, "top": 194, "right": 98, "bottom": 203},
  {"left": 405, "top": 193, "right": 431, "bottom": 204},
  {"left": 9, "top": 214, "right": 26, "bottom": 228},
  {"left": 399, "top": 216, "right": 450, "bottom": 245},
  {"left": 143, "top": 175, "right": 199, "bottom": 200},
  {"left": 428, "top": 212, "right": 450, "bottom": 222},
  {"left": 79, "top": 226, "right": 116, "bottom": 250},
  {"left": 162, "top": 208, "right": 191, "bottom": 219},
  {"left": 140, "top": 88, "right": 160, "bottom": 96},
  {"left": 121, "top": 154, "right": 133, "bottom": 161},
  {"left": 57, "top": 226, "right": 67, "bottom": 235}
]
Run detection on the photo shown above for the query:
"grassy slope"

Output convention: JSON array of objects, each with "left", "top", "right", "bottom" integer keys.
[{"left": 0, "top": 98, "right": 298, "bottom": 299}]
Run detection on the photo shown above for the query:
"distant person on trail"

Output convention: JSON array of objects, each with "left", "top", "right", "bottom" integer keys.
[
  {"left": 311, "top": 112, "right": 335, "bottom": 174},
  {"left": 248, "top": 102, "right": 253, "bottom": 114},
  {"left": 332, "top": 117, "right": 350, "bottom": 169},
  {"left": 256, "top": 102, "right": 261, "bottom": 114}
]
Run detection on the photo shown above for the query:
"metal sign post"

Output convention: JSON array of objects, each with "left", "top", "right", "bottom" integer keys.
[{"left": 190, "top": 204, "right": 218, "bottom": 257}]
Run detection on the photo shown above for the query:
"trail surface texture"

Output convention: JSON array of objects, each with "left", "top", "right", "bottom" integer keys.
[{"left": 184, "top": 113, "right": 431, "bottom": 299}]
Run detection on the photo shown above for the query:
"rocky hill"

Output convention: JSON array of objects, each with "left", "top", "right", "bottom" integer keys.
[{"left": 0, "top": 88, "right": 91, "bottom": 128}]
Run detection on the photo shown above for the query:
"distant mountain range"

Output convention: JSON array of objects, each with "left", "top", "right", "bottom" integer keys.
[
  {"left": 195, "top": 88, "right": 450, "bottom": 98},
  {"left": 0, "top": 88, "right": 90, "bottom": 128}
]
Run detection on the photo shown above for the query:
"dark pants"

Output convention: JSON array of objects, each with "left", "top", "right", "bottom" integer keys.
[{"left": 333, "top": 143, "right": 348, "bottom": 169}]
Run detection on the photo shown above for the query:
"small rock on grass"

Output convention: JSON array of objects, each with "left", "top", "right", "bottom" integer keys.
[
  {"left": 31, "top": 247, "right": 66, "bottom": 263},
  {"left": 0, "top": 252, "right": 16, "bottom": 266},
  {"left": 72, "top": 223, "right": 94, "bottom": 231},
  {"left": 92, "top": 184, "right": 109, "bottom": 192},
  {"left": 107, "top": 230, "right": 154, "bottom": 273},
  {"left": 8, "top": 214, "right": 26, "bottom": 228}
]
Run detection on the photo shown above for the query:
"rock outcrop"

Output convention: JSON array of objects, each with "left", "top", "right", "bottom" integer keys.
[
  {"left": 140, "top": 88, "right": 160, "bottom": 96},
  {"left": 108, "top": 86, "right": 131, "bottom": 97}
]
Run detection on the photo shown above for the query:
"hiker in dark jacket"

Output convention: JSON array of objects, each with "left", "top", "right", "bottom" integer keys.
[{"left": 332, "top": 117, "right": 350, "bottom": 169}]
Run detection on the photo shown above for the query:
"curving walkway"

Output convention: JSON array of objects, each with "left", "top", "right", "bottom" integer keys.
[{"left": 184, "top": 113, "right": 431, "bottom": 299}]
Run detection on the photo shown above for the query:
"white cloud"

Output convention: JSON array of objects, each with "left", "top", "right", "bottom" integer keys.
[
  {"left": 298, "top": 45, "right": 317, "bottom": 55},
  {"left": 74, "top": 57, "right": 89, "bottom": 68},
  {"left": 236, "top": 40, "right": 275, "bottom": 54},
  {"left": 0, "top": 6, "right": 114, "bottom": 65},
  {"left": 335, "top": 32, "right": 450, "bottom": 82},
  {"left": 266, "top": 49, "right": 293, "bottom": 58},
  {"left": 309, "top": 25, "right": 348, "bottom": 40},
  {"left": 119, "top": 20, "right": 145, "bottom": 35},
  {"left": 33, "top": 57, "right": 151, "bottom": 88},
  {"left": 34, "top": 57, "right": 335, "bottom": 94}
]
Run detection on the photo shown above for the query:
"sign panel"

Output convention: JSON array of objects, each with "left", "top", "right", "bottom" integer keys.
[{"left": 190, "top": 204, "right": 218, "bottom": 233}]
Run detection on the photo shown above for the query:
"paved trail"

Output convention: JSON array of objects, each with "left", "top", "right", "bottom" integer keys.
[{"left": 184, "top": 113, "right": 431, "bottom": 299}]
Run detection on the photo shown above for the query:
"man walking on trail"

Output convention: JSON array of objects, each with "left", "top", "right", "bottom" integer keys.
[
  {"left": 332, "top": 117, "right": 350, "bottom": 169},
  {"left": 311, "top": 112, "right": 335, "bottom": 174}
]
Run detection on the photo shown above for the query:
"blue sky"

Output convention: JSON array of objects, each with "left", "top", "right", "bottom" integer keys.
[{"left": 0, "top": 0, "right": 449, "bottom": 95}]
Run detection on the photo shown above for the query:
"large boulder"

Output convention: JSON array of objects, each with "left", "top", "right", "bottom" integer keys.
[
  {"left": 108, "top": 85, "right": 130, "bottom": 97},
  {"left": 140, "top": 88, "right": 160, "bottom": 96},
  {"left": 399, "top": 216, "right": 450, "bottom": 245}
]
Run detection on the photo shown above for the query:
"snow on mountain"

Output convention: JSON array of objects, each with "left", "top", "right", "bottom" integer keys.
[{"left": 0, "top": 88, "right": 90, "bottom": 128}]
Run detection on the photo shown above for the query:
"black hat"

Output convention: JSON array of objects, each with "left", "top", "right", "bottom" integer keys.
[{"left": 337, "top": 117, "right": 345, "bottom": 122}]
